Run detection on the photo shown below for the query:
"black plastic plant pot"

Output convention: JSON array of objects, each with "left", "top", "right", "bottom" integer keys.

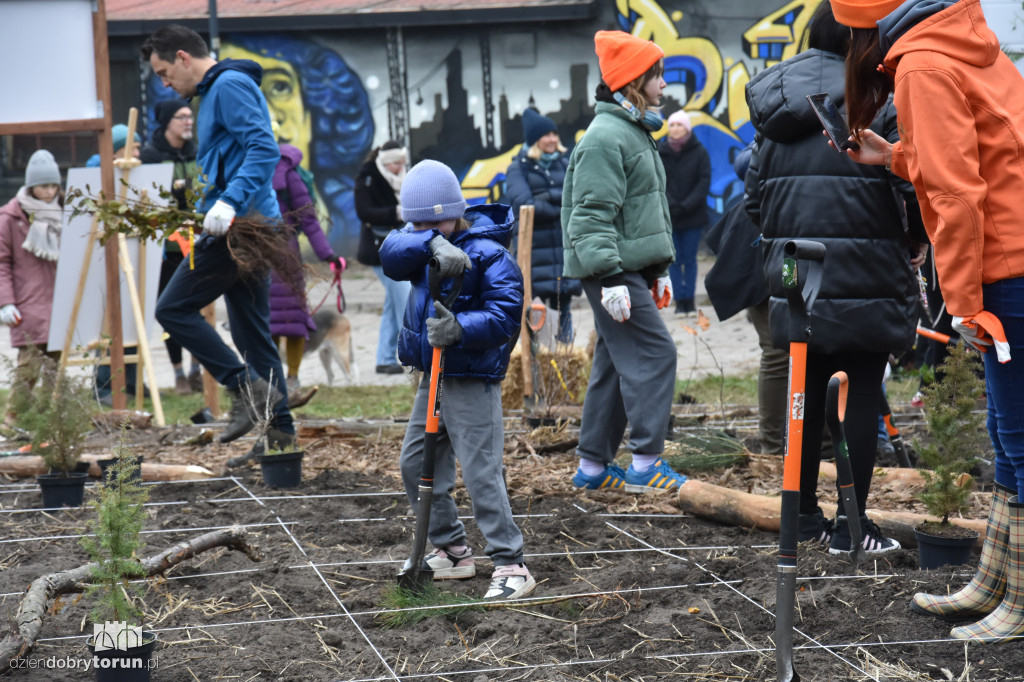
[
  {"left": 915, "top": 528, "right": 980, "bottom": 570},
  {"left": 96, "top": 456, "right": 144, "bottom": 484},
  {"left": 36, "top": 472, "right": 89, "bottom": 508},
  {"left": 87, "top": 631, "right": 158, "bottom": 682},
  {"left": 257, "top": 450, "right": 304, "bottom": 488}
]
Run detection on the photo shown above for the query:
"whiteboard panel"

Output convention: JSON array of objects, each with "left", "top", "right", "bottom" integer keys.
[
  {"left": 48, "top": 165, "right": 175, "bottom": 352},
  {"left": 0, "top": 0, "right": 98, "bottom": 124}
]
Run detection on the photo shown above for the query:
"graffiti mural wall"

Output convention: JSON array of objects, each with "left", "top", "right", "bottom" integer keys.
[{"left": 145, "top": 0, "right": 830, "bottom": 255}]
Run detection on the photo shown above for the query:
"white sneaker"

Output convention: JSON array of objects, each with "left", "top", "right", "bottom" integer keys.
[
  {"left": 484, "top": 563, "right": 536, "bottom": 599},
  {"left": 423, "top": 546, "right": 475, "bottom": 580}
]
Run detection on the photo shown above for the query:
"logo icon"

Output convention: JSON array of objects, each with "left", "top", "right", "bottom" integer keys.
[{"left": 93, "top": 621, "right": 142, "bottom": 652}]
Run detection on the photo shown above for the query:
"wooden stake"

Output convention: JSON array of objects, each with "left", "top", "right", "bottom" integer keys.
[{"left": 516, "top": 205, "right": 535, "bottom": 404}]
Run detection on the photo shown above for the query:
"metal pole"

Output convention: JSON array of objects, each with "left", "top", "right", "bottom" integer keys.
[{"left": 208, "top": 0, "right": 220, "bottom": 58}]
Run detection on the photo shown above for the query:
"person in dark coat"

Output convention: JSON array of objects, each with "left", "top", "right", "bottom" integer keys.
[
  {"left": 504, "top": 109, "right": 580, "bottom": 343},
  {"left": 270, "top": 142, "right": 343, "bottom": 392},
  {"left": 140, "top": 97, "right": 202, "bottom": 394},
  {"left": 744, "top": 2, "right": 928, "bottom": 555},
  {"left": 658, "top": 109, "right": 711, "bottom": 316},
  {"left": 354, "top": 141, "right": 412, "bottom": 374}
]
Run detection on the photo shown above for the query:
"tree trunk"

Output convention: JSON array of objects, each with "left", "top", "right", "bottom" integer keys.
[
  {"left": 0, "top": 454, "right": 214, "bottom": 481},
  {"left": 0, "top": 525, "right": 261, "bottom": 669}
]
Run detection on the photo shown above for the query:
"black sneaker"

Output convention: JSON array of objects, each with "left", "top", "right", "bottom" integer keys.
[
  {"left": 829, "top": 514, "right": 901, "bottom": 555},
  {"left": 375, "top": 364, "right": 404, "bottom": 375},
  {"left": 798, "top": 509, "right": 834, "bottom": 545}
]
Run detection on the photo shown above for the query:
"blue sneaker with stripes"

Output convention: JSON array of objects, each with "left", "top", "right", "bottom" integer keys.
[
  {"left": 572, "top": 464, "right": 627, "bottom": 490},
  {"left": 624, "top": 459, "right": 688, "bottom": 493}
]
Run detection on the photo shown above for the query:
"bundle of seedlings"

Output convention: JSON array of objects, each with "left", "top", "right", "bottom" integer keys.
[{"left": 66, "top": 184, "right": 305, "bottom": 297}]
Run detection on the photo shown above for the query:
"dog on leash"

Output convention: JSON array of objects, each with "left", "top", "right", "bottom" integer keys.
[{"left": 306, "top": 308, "right": 359, "bottom": 385}]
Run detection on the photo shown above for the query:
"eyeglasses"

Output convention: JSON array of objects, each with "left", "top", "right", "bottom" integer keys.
[{"left": 172, "top": 114, "right": 193, "bottom": 121}]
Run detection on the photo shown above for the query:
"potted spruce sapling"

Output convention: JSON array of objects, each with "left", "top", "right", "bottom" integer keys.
[
  {"left": 913, "top": 342, "right": 987, "bottom": 569},
  {"left": 23, "top": 355, "right": 96, "bottom": 507},
  {"left": 81, "top": 420, "right": 157, "bottom": 681}
]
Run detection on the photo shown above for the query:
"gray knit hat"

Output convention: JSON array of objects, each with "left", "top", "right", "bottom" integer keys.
[
  {"left": 25, "top": 150, "right": 60, "bottom": 188},
  {"left": 400, "top": 160, "right": 466, "bottom": 222}
]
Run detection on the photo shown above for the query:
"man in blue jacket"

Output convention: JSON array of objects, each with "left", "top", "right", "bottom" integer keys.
[{"left": 142, "top": 25, "right": 293, "bottom": 448}]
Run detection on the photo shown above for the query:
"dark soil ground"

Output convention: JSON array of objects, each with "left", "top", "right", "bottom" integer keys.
[{"left": 2, "top": 410, "right": 1023, "bottom": 681}]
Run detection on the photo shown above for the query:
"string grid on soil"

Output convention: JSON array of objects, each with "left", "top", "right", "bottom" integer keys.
[{"left": 0, "top": 427, "right": 1021, "bottom": 681}]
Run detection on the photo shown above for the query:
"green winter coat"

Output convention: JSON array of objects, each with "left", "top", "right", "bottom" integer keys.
[{"left": 561, "top": 102, "right": 674, "bottom": 281}]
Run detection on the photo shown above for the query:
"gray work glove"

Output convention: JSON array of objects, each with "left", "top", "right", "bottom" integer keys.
[
  {"left": 427, "top": 302, "right": 463, "bottom": 348},
  {"left": 428, "top": 235, "right": 472, "bottom": 278}
]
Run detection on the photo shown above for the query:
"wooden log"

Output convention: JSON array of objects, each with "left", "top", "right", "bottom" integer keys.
[
  {"left": 676, "top": 479, "right": 987, "bottom": 549},
  {"left": 0, "top": 526, "right": 261, "bottom": 670},
  {"left": 818, "top": 461, "right": 973, "bottom": 489},
  {"left": 0, "top": 454, "right": 214, "bottom": 481}
]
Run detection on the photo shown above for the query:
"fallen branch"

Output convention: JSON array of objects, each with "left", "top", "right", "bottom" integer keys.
[
  {"left": 0, "top": 525, "right": 261, "bottom": 669},
  {"left": 676, "top": 479, "right": 987, "bottom": 549}
]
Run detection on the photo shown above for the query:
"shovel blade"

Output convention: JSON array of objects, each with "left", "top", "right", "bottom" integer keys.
[{"left": 396, "top": 562, "right": 434, "bottom": 594}]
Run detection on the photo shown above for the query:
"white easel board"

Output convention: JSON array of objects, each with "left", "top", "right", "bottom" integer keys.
[
  {"left": 0, "top": 0, "right": 99, "bottom": 124},
  {"left": 48, "top": 165, "right": 174, "bottom": 352}
]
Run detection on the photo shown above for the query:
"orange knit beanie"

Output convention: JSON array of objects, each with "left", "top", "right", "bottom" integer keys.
[
  {"left": 594, "top": 30, "right": 664, "bottom": 92},
  {"left": 830, "top": 0, "right": 906, "bottom": 28}
]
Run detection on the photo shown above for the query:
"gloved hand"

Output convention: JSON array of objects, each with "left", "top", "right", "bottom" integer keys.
[
  {"left": 651, "top": 277, "right": 672, "bottom": 309},
  {"left": 0, "top": 304, "right": 22, "bottom": 326},
  {"left": 329, "top": 256, "right": 346, "bottom": 274},
  {"left": 601, "top": 285, "right": 631, "bottom": 322},
  {"left": 428, "top": 235, "right": 472, "bottom": 278},
  {"left": 548, "top": 187, "right": 562, "bottom": 203},
  {"left": 203, "top": 200, "right": 236, "bottom": 236},
  {"left": 952, "top": 312, "right": 1011, "bottom": 363},
  {"left": 427, "top": 301, "right": 463, "bottom": 347}
]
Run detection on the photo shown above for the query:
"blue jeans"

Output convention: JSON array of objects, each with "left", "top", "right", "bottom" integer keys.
[
  {"left": 669, "top": 228, "right": 702, "bottom": 302},
  {"left": 982, "top": 276, "right": 1024, "bottom": 497},
  {"left": 155, "top": 235, "right": 292, "bottom": 433},
  {"left": 372, "top": 265, "right": 411, "bottom": 366}
]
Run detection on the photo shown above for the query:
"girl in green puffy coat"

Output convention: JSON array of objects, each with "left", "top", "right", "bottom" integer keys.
[{"left": 562, "top": 30, "right": 687, "bottom": 494}]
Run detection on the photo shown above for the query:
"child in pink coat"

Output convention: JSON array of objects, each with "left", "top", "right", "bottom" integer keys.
[{"left": 0, "top": 150, "right": 63, "bottom": 427}]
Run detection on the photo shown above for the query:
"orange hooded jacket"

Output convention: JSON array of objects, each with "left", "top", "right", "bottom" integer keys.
[{"left": 886, "top": 0, "right": 1024, "bottom": 317}]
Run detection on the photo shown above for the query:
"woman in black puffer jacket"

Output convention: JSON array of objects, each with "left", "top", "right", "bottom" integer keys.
[
  {"left": 354, "top": 141, "right": 412, "bottom": 374},
  {"left": 745, "top": 2, "right": 928, "bottom": 555},
  {"left": 505, "top": 109, "right": 580, "bottom": 343}
]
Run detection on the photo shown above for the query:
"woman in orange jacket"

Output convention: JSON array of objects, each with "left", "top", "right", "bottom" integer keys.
[{"left": 834, "top": 0, "right": 1024, "bottom": 643}]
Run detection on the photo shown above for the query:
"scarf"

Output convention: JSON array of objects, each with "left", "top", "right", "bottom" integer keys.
[
  {"left": 537, "top": 151, "right": 561, "bottom": 170},
  {"left": 667, "top": 136, "right": 687, "bottom": 153},
  {"left": 375, "top": 148, "right": 408, "bottom": 203},
  {"left": 16, "top": 186, "right": 62, "bottom": 261}
]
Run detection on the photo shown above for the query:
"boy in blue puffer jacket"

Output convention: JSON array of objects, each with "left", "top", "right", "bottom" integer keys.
[{"left": 379, "top": 160, "right": 535, "bottom": 600}]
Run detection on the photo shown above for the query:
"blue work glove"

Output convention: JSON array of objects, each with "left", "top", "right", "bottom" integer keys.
[
  {"left": 427, "top": 302, "right": 463, "bottom": 348},
  {"left": 428, "top": 235, "right": 471, "bottom": 278}
]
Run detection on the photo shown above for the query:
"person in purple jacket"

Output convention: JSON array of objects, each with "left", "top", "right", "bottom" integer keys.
[{"left": 270, "top": 142, "right": 344, "bottom": 395}]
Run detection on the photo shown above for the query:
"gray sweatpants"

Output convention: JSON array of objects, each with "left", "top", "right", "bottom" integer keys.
[
  {"left": 400, "top": 376, "right": 524, "bottom": 566},
  {"left": 577, "top": 273, "right": 677, "bottom": 464}
]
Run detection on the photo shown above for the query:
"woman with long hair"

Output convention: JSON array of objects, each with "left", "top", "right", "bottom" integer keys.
[{"left": 834, "top": 0, "right": 1024, "bottom": 641}]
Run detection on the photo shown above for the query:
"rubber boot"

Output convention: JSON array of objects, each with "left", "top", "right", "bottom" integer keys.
[
  {"left": 951, "top": 495, "right": 1024, "bottom": 642},
  {"left": 912, "top": 483, "right": 1013, "bottom": 621}
]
